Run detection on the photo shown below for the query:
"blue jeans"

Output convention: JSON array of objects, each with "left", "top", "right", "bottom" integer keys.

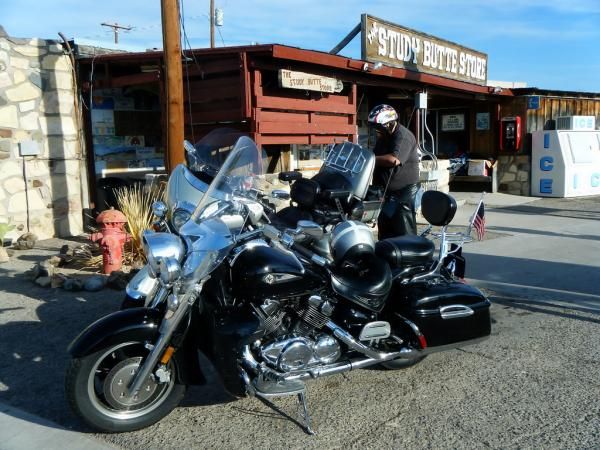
[{"left": 378, "top": 183, "right": 419, "bottom": 240}]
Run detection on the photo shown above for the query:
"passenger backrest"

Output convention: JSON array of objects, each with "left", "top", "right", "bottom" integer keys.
[
  {"left": 290, "top": 178, "right": 321, "bottom": 208},
  {"left": 421, "top": 191, "right": 457, "bottom": 226}
]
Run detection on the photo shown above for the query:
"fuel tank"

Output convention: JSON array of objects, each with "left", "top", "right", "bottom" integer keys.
[{"left": 230, "top": 241, "right": 324, "bottom": 300}]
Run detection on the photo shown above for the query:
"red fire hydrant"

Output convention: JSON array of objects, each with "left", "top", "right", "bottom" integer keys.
[{"left": 91, "top": 208, "right": 130, "bottom": 274}]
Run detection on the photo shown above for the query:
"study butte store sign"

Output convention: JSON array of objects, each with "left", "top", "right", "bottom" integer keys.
[{"left": 361, "top": 14, "right": 488, "bottom": 86}]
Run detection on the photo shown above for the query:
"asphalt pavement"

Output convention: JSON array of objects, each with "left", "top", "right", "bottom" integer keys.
[{"left": 0, "top": 193, "right": 598, "bottom": 449}]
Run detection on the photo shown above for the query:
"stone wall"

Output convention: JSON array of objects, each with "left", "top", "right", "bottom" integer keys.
[
  {"left": 0, "top": 30, "right": 86, "bottom": 241},
  {"left": 420, "top": 159, "right": 450, "bottom": 193},
  {"left": 497, "top": 154, "right": 531, "bottom": 196}
]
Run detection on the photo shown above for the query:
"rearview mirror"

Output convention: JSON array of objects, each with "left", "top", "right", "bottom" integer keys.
[
  {"left": 278, "top": 171, "right": 303, "bottom": 182},
  {"left": 271, "top": 189, "right": 290, "bottom": 200},
  {"left": 152, "top": 201, "right": 168, "bottom": 219},
  {"left": 296, "top": 220, "right": 324, "bottom": 240}
]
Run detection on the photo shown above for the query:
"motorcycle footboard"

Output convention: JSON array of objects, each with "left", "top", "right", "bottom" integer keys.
[{"left": 394, "top": 281, "right": 491, "bottom": 348}]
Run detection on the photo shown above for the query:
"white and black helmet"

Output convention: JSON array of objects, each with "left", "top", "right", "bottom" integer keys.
[
  {"left": 329, "top": 220, "right": 375, "bottom": 266},
  {"left": 368, "top": 104, "right": 398, "bottom": 133}
]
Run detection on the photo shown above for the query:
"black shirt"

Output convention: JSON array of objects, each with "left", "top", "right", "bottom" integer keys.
[{"left": 373, "top": 123, "right": 419, "bottom": 192}]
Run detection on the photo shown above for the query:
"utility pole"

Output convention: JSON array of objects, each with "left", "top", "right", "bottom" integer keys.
[
  {"left": 160, "top": 0, "right": 185, "bottom": 172},
  {"left": 210, "top": 0, "right": 215, "bottom": 48},
  {"left": 100, "top": 22, "right": 132, "bottom": 44}
]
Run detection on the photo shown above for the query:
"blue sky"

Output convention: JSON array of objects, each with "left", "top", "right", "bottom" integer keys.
[{"left": 2, "top": 0, "right": 599, "bottom": 92}]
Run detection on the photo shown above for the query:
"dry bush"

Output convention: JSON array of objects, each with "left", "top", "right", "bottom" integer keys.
[{"left": 115, "top": 182, "right": 165, "bottom": 263}]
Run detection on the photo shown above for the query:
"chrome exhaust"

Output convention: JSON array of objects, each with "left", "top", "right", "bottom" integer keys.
[
  {"left": 325, "top": 320, "right": 405, "bottom": 360},
  {"left": 240, "top": 343, "right": 422, "bottom": 385}
]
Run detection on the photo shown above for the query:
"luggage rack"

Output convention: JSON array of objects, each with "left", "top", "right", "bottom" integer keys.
[{"left": 412, "top": 195, "right": 484, "bottom": 282}]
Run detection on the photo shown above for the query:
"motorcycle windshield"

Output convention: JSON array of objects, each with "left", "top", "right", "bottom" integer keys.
[
  {"left": 319, "top": 141, "right": 375, "bottom": 200},
  {"left": 191, "top": 135, "right": 264, "bottom": 225},
  {"left": 185, "top": 128, "right": 249, "bottom": 183},
  {"left": 179, "top": 136, "right": 264, "bottom": 284}
]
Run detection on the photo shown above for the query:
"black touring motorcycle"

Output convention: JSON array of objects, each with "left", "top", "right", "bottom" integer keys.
[{"left": 66, "top": 136, "right": 491, "bottom": 434}]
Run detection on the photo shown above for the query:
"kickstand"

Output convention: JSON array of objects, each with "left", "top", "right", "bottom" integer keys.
[{"left": 297, "top": 391, "right": 315, "bottom": 435}]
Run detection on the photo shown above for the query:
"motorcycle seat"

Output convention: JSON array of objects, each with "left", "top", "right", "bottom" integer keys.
[
  {"left": 375, "top": 235, "right": 435, "bottom": 268},
  {"left": 330, "top": 253, "right": 392, "bottom": 312},
  {"left": 272, "top": 206, "right": 314, "bottom": 228}
]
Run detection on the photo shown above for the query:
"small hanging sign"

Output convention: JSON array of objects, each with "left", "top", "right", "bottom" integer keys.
[{"left": 279, "top": 69, "right": 343, "bottom": 94}]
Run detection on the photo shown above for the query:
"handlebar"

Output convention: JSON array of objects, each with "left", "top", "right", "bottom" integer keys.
[{"left": 261, "top": 224, "right": 330, "bottom": 267}]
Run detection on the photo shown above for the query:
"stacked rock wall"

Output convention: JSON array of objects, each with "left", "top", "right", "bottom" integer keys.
[
  {"left": 0, "top": 31, "right": 86, "bottom": 241},
  {"left": 497, "top": 154, "right": 531, "bottom": 196}
]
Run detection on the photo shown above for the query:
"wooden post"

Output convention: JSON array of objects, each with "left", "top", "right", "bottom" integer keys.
[
  {"left": 210, "top": 0, "right": 215, "bottom": 48},
  {"left": 161, "top": 0, "right": 184, "bottom": 172}
]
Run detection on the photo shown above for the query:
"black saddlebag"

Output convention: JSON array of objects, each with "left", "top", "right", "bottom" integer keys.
[{"left": 395, "top": 281, "right": 491, "bottom": 348}]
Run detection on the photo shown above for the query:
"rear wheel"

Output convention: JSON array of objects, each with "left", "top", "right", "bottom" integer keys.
[{"left": 65, "top": 341, "right": 186, "bottom": 432}]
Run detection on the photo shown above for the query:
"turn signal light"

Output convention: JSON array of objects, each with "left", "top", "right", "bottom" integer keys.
[{"left": 160, "top": 346, "right": 175, "bottom": 364}]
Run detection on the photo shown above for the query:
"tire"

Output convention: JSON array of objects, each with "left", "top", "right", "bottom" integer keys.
[
  {"left": 65, "top": 341, "right": 187, "bottom": 432},
  {"left": 381, "top": 355, "right": 426, "bottom": 370}
]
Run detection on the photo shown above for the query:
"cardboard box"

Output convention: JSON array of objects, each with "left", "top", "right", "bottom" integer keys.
[{"left": 468, "top": 159, "right": 492, "bottom": 176}]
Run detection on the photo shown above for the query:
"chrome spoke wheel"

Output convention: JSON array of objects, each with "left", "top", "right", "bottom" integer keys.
[{"left": 87, "top": 342, "right": 175, "bottom": 420}]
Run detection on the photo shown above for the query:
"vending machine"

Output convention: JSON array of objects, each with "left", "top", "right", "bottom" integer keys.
[{"left": 531, "top": 122, "right": 600, "bottom": 197}]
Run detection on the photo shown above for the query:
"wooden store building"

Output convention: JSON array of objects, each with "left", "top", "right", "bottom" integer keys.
[{"left": 75, "top": 14, "right": 600, "bottom": 208}]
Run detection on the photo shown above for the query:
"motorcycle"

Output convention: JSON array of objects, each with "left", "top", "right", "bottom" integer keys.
[
  {"left": 67, "top": 135, "right": 491, "bottom": 434},
  {"left": 123, "top": 135, "right": 384, "bottom": 309}
]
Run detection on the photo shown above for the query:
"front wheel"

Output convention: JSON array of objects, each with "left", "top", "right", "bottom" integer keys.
[{"left": 65, "top": 341, "right": 186, "bottom": 432}]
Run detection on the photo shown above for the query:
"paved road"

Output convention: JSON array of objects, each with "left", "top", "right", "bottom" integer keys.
[{"left": 0, "top": 195, "right": 598, "bottom": 449}]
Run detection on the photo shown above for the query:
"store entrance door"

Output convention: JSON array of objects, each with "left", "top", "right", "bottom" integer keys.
[{"left": 424, "top": 109, "right": 470, "bottom": 158}]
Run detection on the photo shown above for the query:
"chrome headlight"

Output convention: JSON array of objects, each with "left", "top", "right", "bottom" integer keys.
[
  {"left": 171, "top": 208, "right": 192, "bottom": 232},
  {"left": 158, "top": 257, "right": 181, "bottom": 284},
  {"left": 142, "top": 231, "right": 185, "bottom": 276}
]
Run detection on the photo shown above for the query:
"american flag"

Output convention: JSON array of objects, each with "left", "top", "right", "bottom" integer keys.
[{"left": 472, "top": 200, "right": 486, "bottom": 241}]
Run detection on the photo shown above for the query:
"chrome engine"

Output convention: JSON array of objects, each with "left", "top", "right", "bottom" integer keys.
[
  {"left": 251, "top": 294, "right": 341, "bottom": 372},
  {"left": 260, "top": 334, "right": 341, "bottom": 372}
]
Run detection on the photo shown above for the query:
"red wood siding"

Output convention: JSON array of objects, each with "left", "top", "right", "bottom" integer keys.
[{"left": 250, "top": 68, "right": 357, "bottom": 147}]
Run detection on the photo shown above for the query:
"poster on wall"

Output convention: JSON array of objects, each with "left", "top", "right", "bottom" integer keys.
[
  {"left": 91, "top": 109, "right": 115, "bottom": 136},
  {"left": 476, "top": 112, "right": 490, "bottom": 130},
  {"left": 442, "top": 114, "right": 465, "bottom": 131}
]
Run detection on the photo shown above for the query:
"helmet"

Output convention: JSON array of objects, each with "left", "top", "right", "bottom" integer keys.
[
  {"left": 329, "top": 220, "right": 375, "bottom": 266},
  {"left": 368, "top": 104, "right": 398, "bottom": 133}
]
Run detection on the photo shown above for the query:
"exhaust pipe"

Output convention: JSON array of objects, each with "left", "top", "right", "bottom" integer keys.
[
  {"left": 241, "top": 343, "right": 422, "bottom": 385},
  {"left": 325, "top": 320, "right": 410, "bottom": 360}
]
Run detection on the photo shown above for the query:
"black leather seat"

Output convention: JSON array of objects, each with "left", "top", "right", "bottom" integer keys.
[
  {"left": 375, "top": 235, "right": 435, "bottom": 268},
  {"left": 330, "top": 253, "right": 392, "bottom": 312},
  {"left": 272, "top": 206, "right": 313, "bottom": 228}
]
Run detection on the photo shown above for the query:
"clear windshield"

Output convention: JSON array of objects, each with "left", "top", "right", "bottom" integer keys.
[
  {"left": 178, "top": 136, "right": 264, "bottom": 286},
  {"left": 324, "top": 141, "right": 368, "bottom": 174},
  {"left": 191, "top": 136, "right": 264, "bottom": 231},
  {"left": 317, "top": 141, "right": 375, "bottom": 200},
  {"left": 185, "top": 128, "right": 249, "bottom": 183}
]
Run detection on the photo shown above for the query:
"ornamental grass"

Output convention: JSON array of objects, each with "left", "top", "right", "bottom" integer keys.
[{"left": 115, "top": 182, "right": 165, "bottom": 264}]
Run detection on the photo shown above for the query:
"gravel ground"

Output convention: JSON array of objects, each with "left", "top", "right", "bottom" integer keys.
[{"left": 0, "top": 196, "right": 598, "bottom": 449}]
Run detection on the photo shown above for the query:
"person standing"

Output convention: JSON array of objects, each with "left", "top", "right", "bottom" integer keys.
[{"left": 368, "top": 104, "right": 420, "bottom": 239}]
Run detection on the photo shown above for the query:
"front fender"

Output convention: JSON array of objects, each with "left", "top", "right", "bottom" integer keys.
[
  {"left": 68, "top": 307, "right": 207, "bottom": 386},
  {"left": 68, "top": 307, "right": 162, "bottom": 358}
]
